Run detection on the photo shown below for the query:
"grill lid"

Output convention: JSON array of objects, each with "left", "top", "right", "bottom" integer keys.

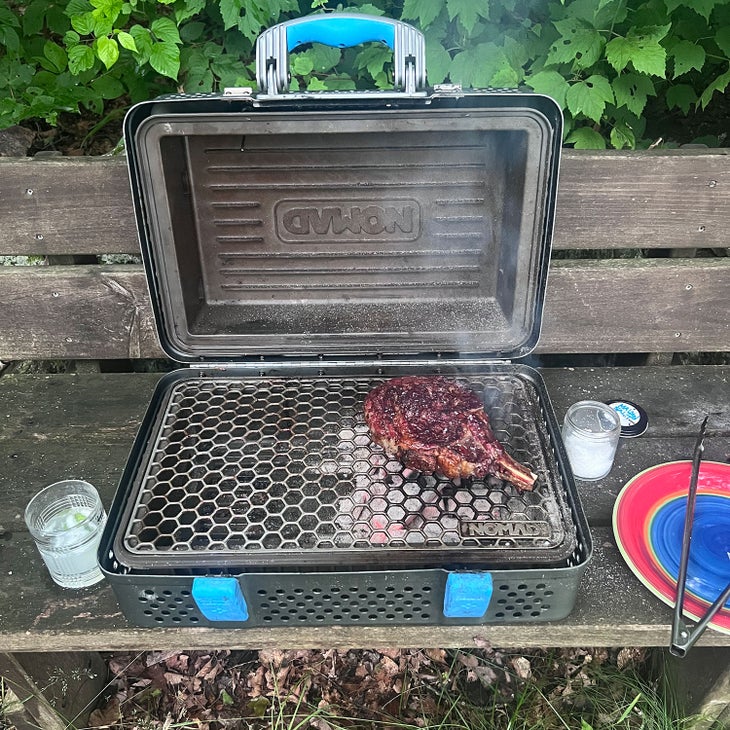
[{"left": 124, "top": 14, "right": 562, "bottom": 363}]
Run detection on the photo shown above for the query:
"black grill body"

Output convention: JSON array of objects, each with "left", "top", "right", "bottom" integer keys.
[{"left": 101, "top": 18, "right": 592, "bottom": 627}]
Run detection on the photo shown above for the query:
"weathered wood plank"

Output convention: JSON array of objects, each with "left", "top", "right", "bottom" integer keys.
[
  {"left": 539, "top": 258, "right": 730, "bottom": 353},
  {"left": 553, "top": 149, "right": 730, "bottom": 250},
  {"left": 1, "top": 258, "right": 728, "bottom": 360},
  {"left": 3, "top": 367, "right": 728, "bottom": 444},
  {"left": 1, "top": 149, "right": 728, "bottom": 256},
  {"left": 0, "top": 156, "right": 135, "bottom": 257},
  {"left": 1, "top": 368, "right": 727, "bottom": 530},
  {"left": 0, "top": 368, "right": 728, "bottom": 650},
  {"left": 0, "top": 525, "right": 727, "bottom": 651},
  {"left": 542, "top": 365, "right": 730, "bottom": 526},
  {"left": 0, "top": 265, "right": 163, "bottom": 360}
]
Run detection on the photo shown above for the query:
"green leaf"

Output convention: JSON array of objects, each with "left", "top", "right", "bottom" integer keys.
[
  {"left": 490, "top": 65, "right": 521, "bottom": 87},
  {"left": 91, "top": 74, "right": 124, "bottom": 98},
  {"left": 221, "top": 689, "right": 234, "bottom": 706},
  {"left": 68, "top": 43, "right": 95, "bottom": 73},
  {"left": 65, "top": 0, "right": 93, "bottom": 17},
  {"left": 605, "top": 26, "right": 670, "bottom": 77},
  {"left": 306, "top": 76, "right": 328, "bottom": 91},
  {"left": 46, "top": 6, "right": 70, "bottom": 34},
  {"left": 401, "top": 0, "right": 444, "bottom": 28},
  {"left": 446, "top": 0, "right": 488, "bottom": 33},
  {"left": 547, "top": 18, "right": 604, "bottom": 69},
  {"left": 181, "top": 47, "right": 211, "bottom": 89},
  {"left": 248, "top": 696, "right": 269, "bottom": 718},
  {"left": 22, "top": 2, "right": 47, "bottom": 35},
  {"left": 666, "top": 83, "right": 697, "bottom": 113},
  {"left": 450, "top": 43, "right": 515, "bottom": 88},
  {"left": 715, "top": 26, "right": 730, "bottom": 56},
  {"left": 665, "top": 0, "right": 718, "bottom": 21},
  {"left": 291, "top": 54, "right": 314, "bottom": 76},
  {"left": 425, "top": 43, "right": 451, "bottom": 85},
  {"left": 218, "top": 0, "right": 242, "bottom": 31},
  {"left": 90, "top": 0, "right": 123, "bottom": 14},
  {"left": 175, "top": 0, "right": 206, "bottom": 24},
  {"left": 671, "top": 39, "right": 705, "bottom": 77},
  {"left": 0, "top": 26, "right": 20, "bottom": 53},
  {"left": 0, "top": 6, "right": 19, "bottom": 26},
  {"left": 151, "top": 17, "right": 180, "bottom": 44},
  {"left": 307, "top": 43, "right": 341, "bottom": 73},
  {"left": 129, "top": 24, "right": 153, "bottom": 61},
  {"left": 566, "top": 74, "right": 614, "bottom": 122},
  {"left": 210, "top": 52, "right": 245, "bottom": 87},
  {"left": 179, "top": 21, "right": 205, "bottom": 43},
  {"left": 150, "top": 40, "right": 180, "bottom": 78},
  {"left": 612, "top": 72, "right": 654, "bottom": 116},
  {"left": 71, "top": 11, "right": 95, "bottom": 35},
  {"left": 566, "top": 0, "right": 626, "bottom": 27},
  {"left": 43, "top": 41, "right": 68, "bottom": 72},
  {"left": 236, "top": 3, "right": 267, "bottom": 42},
  {"left": 117, "top": 30, "right": 137, "bottom": 52},
  {"left": 92, "top": 13, "right": 114, "bottom": 37},
  {"left": 610, "top": 121, "right": 635, "bottom": 149},
  {"left": 502, "top": 35, "right": 530, "bottom": 71},
  {"left": 64, "top": 30, "right": 81, "bottom": 47},
  {"left": 355, "top": 45, "right": 392, "bottom": 80},
  {"left": 699, "top": 65, "right": 730, "bottom": 108},
  {"left": 525, "top": 69, "right": 570, "bottom": 107},
  {"left": 566, "top": 126, "right": 606, "bottom": 149},
  {"left": 96, "top": 35, "right": 119, "bottom": 68},
  {"left": 323, "top": 74, "right": 357, "bottom": 90},
  {"left": 351, "top": 4, "right": 386, "bottom": 16}
]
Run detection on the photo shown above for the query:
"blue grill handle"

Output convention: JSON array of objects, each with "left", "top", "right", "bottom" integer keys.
[
  {"left": 255, "top": 13, "right": 426, "bottom": 95},
  {"left": 285, "top": 15, "right": 396, "bottom": 51}
]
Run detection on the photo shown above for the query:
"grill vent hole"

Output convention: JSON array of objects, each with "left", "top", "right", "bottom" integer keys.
[
  {"left": 255, "top": 582, "right": 433, "bottom": 625},
  {"left": 137, "top": 588, "right": 203, "bottom": 625}
]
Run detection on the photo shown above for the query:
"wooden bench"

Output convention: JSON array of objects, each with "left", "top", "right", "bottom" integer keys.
[{"left": 1, "top": 148, "right": 729, "bottom": 729}]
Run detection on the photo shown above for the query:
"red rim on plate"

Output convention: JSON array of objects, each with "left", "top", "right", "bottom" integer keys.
[{"left": 612, "top": 460, "right": 730, "bottom": 635}]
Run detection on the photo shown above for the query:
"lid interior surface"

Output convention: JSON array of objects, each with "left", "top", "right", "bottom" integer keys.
[{"left": 130, "top": 103, "right": 559, "bottom": 361}]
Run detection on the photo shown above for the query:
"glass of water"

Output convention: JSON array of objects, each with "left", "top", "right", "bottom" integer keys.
[{"left": 24, "top": 479, "right": 107, "bottom": 588}]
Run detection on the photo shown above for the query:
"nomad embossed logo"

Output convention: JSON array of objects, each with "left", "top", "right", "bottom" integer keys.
[
  {"left": 460, "top": 521, "right": 552, "bottom": 539},
  {"left": 275, "top": 199, "right": 421, "bottom": 242}
]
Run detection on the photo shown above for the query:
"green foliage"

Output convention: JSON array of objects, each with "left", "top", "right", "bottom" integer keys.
[{"left": 1, "top": 0, "right": 729, "bottom": 148}]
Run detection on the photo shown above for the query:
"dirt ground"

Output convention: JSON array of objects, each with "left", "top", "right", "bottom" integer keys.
[{"left": 86, "top": 646, "right": 655, "bottom": 729}]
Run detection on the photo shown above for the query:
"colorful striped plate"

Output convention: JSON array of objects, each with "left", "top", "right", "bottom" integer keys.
[{"left": 612, "top": 461, "right": 730, "bottom": 635}]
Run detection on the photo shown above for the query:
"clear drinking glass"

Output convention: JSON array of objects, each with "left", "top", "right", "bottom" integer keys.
[
  {"left": 24, "top": 479, "right": 107, "bottom": 588},
  {"left": 562, "top": 400, "right": 621, "bottom": 481}
]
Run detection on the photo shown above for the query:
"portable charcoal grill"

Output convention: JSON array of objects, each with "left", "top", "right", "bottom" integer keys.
[{"left": 99, "top": 13, "right": 592, "bottom": 628}]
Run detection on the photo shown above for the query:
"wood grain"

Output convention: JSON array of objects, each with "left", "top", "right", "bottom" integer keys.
[
  {"left": 1, "top": 258, "right": 728, "bottom": 360},
  {"left": 1, "top": 368, "right": 729, "bottom": 650},
  {"left": 0, "top": 149, "right": 728, "bottom": 256}
]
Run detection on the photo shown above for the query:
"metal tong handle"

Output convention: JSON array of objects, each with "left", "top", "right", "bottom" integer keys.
[{"left": 670, "top": 417, "right": 730, "bottom": 657}]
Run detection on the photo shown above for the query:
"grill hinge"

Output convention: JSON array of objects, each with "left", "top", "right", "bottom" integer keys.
[
  {"left": 189, "top": 362, "right": 233, "bottom": 370},
  {"left": 187, "top": 357, "right": 512, "bottom": 372},
  {"left": 223, "top": 87, "right": 255, "bottom": 98}
]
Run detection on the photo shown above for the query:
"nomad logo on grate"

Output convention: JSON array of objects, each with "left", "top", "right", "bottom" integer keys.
[
  {"left": 460, "top": 521, "right": 552, "bottom": 540},
  {"left": 276, "top": 199, "right": 421, "bottom": 242}
]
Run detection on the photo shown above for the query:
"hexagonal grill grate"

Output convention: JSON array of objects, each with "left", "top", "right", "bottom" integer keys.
[{"left": 115, "top": 373, "right": 576, "bottom": 570}]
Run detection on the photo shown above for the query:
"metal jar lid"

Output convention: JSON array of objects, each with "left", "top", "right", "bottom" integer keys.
[{"left": 605, "top": 399, "right": 649, "bottom": 438}]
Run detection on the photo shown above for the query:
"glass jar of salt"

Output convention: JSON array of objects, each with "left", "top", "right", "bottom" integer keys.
[{"left": 562, "top": 401, "right": 621, "bottom": 481}]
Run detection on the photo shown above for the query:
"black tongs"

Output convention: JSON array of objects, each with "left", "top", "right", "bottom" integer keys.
[{"left": 670, "top": 417, "right": 730, "bottom": 657}]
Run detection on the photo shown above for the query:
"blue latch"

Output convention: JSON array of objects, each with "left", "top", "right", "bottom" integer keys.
[
  {"left": 192, "top": 577, "right": 249, "bottom": 622},
  {"left": 443, "top": 572, "right": 493, "bottom": 618}
]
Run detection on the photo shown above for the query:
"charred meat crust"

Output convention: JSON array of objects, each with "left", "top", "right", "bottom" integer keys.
[{"left": 364, "top": 376, "right": 537, "bottom": 491}]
